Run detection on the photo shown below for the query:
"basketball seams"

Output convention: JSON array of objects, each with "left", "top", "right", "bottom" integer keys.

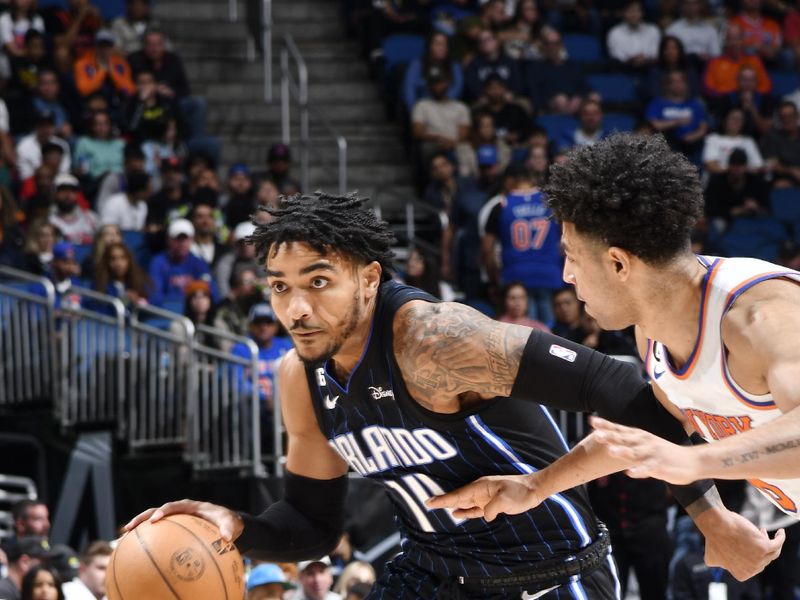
[
  {"left": 134, "top": 526, "right": 183, "bottom": 600},
  {"left": 166, "top": 517, "right": 231, "bottom": 600},
  {"left": 110, "top": 542, "right": 125, "bottom": 600}
]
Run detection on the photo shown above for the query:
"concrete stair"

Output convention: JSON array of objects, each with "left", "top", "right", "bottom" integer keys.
[{"left": 152, "top": 0, "right": 413, "bottom": 208}]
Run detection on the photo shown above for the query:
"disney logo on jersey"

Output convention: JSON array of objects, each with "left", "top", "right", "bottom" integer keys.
[{"left": 369, "top": 386, "right": 395, "bottom": 400}]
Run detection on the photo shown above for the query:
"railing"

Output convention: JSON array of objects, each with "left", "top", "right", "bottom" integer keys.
[
  {"left": 373, "top": 188, "right": 446, "bottom": 259},
  {"left": 0, "top": 267, "right": 56, "bottom": 409}
]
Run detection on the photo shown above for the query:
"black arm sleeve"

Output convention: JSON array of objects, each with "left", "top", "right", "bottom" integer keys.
[
  {"left": 235, "top": 471, "right": 348, "bottom": 562},
  {"left": 511, "top": 330, "right": 713, "bottom": 507}
]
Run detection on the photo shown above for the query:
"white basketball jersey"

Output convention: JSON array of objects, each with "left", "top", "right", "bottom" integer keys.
[{"left": 644, "top": 255, "right": 800, "bottom": 517}]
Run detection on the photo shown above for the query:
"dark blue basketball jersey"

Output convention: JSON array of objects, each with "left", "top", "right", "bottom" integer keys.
[
  {"left": 303, "top": 281, "right": 601, "bottom": 584},
  {"left": 496, "top": 189, "right": 562, "bottom": 289}
]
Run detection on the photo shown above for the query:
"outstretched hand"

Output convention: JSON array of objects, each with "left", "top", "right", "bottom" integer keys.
[
  {"left": 124, "top": 499, "right": 244, "bottom": 542},
  {"left": 426, "top": 474, "right": 543, "bottom": 522},
  {"left": 590, "top": 416, "right": 703, "bottom": 485}
]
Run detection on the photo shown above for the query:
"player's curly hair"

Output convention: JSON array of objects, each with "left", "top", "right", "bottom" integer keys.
[
  {"left": 250, "top": 191, "right": 396, "bottom": 280},
  {"left": 545, "top": 133, "right": 703, "bottom": 264}
]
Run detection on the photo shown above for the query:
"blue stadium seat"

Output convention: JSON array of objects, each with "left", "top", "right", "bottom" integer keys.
[
  {"left": 562, "top": 34, "right": 602, "bottom": 64},
  {"left": 381, "top": 34, "right": 426, "bottom": 75},
  {"left": 536, "top": 115, "right": 578, "bottom": 141},
  {"left": 160, "top": 297, "right": 185, "bottom": 316},
  {"left": 73, "top": 244, "right": 92, "bottom": 266},
  {"left": 122, "top": 230, "right": 144, "bottom": 251},
  {"left": 587, "top": 74, "right": 638, "bottom": 105},
  {"left": 719, "top": 217, "right": 787, "bottom": 262},
  {"left": 770, "top": 187, "right": 800, "bottom": 223},
  {"left": 769, "top": 71, "right": 800, "bottom": 97},
  {"left": 511, "top": 147, "right": 529, "bottom": 164},
  {"left": 603, "top": 112, "right": 636, "bottom": 133}
]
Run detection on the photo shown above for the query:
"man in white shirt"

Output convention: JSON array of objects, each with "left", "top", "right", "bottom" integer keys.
[
  {"left": 286, "top": 557, "right": 342, "bottom": 600},
  {"left": 412, "top": 66, "right": 471, "bottom": 164},
  {"left": 99, "top": 170, "right": 150, "bottom": 231},
  {"left": 63, "top": 540, "right": 112, "bottom": 600},
  {"left": 16, "top": 112, "right": 70, "bottom": 180},
  {"left": 49, "top": 173, "right": 99, "bottom": 246},
  {"left": 666, "top": 0, "right": 722, "bottom": 60},
  {"left": 607, "top": 1, "right": 661, "bottom": 67}
]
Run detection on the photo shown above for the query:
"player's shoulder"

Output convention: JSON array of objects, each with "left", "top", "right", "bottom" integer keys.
[{"left": 722, "top": 277, "right": 800, "bottom": 351}]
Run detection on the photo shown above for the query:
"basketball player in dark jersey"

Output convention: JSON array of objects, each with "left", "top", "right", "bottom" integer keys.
[{"left": 126, "top": 193, "right": 774, "bottom": 598}]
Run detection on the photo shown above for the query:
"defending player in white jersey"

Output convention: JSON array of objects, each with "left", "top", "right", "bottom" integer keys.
[{"left": 430, "top": 133, "right": 795, "bottom": 574}]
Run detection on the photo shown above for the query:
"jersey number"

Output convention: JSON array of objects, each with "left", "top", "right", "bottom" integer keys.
[
  {"left": 749, "top": 479, "right": 798, "bottom": 513},
  {"left": 385, "top": 474, "right": 466, "bottom": 532},
  {"left": 511, "top": 218, "right": 550, "bottom": 251}
]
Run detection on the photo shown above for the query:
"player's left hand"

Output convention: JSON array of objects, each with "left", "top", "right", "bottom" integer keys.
[
  {"left": 426, "top": 474, "right": 543, "bottom": 522},
  {"left": 590, "top": 416, "right": 704, "bottom": 485}
]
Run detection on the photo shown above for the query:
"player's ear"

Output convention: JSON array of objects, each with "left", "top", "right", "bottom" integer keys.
[
  {"left": 607, "top": 246, "right": 632, "bottom": 280},
  {"left": 362, "top": 261, "right": 382, "bottom": 298}
]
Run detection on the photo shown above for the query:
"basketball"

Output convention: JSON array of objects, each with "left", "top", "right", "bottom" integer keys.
[{"left": 106, "top": 514, "right": 245, "bottom": 600}]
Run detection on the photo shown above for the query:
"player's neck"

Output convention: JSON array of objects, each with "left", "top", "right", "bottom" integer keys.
[{"left": 637, "top": 257, "right": 708, "bottom": 365}]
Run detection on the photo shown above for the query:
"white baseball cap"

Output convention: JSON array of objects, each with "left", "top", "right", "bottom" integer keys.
[
  {"left": 54, "top": 173, "right": 80, "bottom": 189},
  {"left": 233, "top": 221, "right": 256, "bottom": 242},
  {"left": 167, "top": 218, "right": 195, "bottom": 238},
  {"left": 297, "top": 556, "right": 332, "bottom": 572}
]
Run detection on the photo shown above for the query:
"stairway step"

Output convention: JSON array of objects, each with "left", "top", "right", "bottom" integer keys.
[
  {"left": 208, "top": 101, "right": 387, "bottom": 124},
  {"left": 220, "top": 137, "right": 404, "bottom": 164},
  {"left": 153, "top": 0, "right": 339, "bottom": 22},
  {"left": 183, "top": 58, "right": 370, "bottom": 84},
  {"left": 202, "top": 81, "right": 380, "bottom": 103}
]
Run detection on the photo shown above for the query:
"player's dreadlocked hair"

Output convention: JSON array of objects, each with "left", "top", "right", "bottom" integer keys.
[
  {"left": 250, "top": 191, "right": 396, "bottom": 281},
  {"left": 545, "top": 133, "right": 703, "bottom": 265}
]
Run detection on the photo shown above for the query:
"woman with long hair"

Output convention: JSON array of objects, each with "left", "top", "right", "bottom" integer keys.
[
  {"left": 403, "top": 247, "right": 455, "bottom": 301},
  {"left": 402, "top": 31, "right": 464, "bottom": 110},
  {"left": 93, "top": 241, "right": 151, "bottom": 307},
  {"left": 702, "top": 106, "right": 764, "bottom": 175},
  {"left": 23, "top": 218, "right": 58, "bottom": 275},
  {"left": 497, "top": 0, "right": 543, "bottom": 60},
  {"left": 81, "top": 222, "right": 122, "bottom": 281},
  {"left": 21, "top": 565, "right": 64, "bottom": 600},
  {"left": 645, "top": 35, "right": 700, "bottom": 100},
  {"left": 455, "top": 111, "right": 511, "bottom": 178},
  {"left": 496, "top": 281, "right": 550, "bottom": 331}
]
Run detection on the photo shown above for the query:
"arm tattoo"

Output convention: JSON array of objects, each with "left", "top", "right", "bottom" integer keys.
[
  {"left": 394, "top": 302, "right": 530, "bottom": 404},
  {"left": 720, "top": 438, "right": 800, "bottom": 468}
]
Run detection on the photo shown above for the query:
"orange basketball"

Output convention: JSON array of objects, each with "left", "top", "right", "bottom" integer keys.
[{"left": 106, "top": 513, "right": 245, "bottom": 600}]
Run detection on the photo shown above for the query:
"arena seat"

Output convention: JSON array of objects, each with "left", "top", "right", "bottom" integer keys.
[
  {"left": 536, "top": 115, "right": 578, "bottom": 141},
  {"left": 719, "top": 216, "right": 788, "bottom": 262},
  {"left": 770, "top": 187, "right": 800, "bottom": 223},
  {"left": 587, "top": 74, "right": 638, "bottom": 106},
  {"left": 603, "top": 112, "right": 636, "bottom": 134},
  {"left": 381, "top": 34, "right": 426, "bottom": 76},
  {"left": 562, "top": 34, "right": 602, "bottom": 64},
  {"left": 768, "top": 71, "right": 800, "bottom": 98},
  {"left": 73, "top": 244, "right": 92, "bottom": 266}
]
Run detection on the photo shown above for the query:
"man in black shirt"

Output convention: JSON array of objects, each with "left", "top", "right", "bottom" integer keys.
[{"left": 473, "top": 75, "right": 532, "bottom": 148}]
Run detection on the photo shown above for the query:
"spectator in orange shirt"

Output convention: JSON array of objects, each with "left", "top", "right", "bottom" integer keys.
[
  {"left": 728, "top": 0, "right": 781, "bottom": 63},
  {"left": 704, "top": 25, "right": 771, "bottom": 97},
  {"left": 73, "top": 29, "right": 135, "bottom": 106}
]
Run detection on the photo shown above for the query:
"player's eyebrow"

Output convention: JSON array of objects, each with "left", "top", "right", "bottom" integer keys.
[{"left": 266, "top": 262, "right": 337, "bottom": 278}]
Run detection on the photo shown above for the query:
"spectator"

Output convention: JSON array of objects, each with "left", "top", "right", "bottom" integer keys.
[
  {"left": 145, "top": 156, "right": 185, "bottom": 231},
  {"left": 99, "top": 169, "right": 149, "bottom": 230},
  {"left": 45, "top": 0, "right": 102, "bottom": 72},
  {"left": 246, "top": 563, "right": 295, "bottom": 600},
  {"left": 20, "top": 160, "right": 57, "bottom": 206},
  {"left": 524, "top": 26, "right": 589, "bottom": 115},
  {"left": 221, "top": 163, "right": 255, "bottom": 228},
  {"left": 0, "top": 186, "right": 24, "bottom": 266},
  {"left": 646, "top": 70, "right": 709, "bottom": 161},
  {"left": 92, "top": 242, "right": 150, "bottom": 307},
  {"left": 214, "top": 221, "right": 260, "bottom": 299},
  {"left": 141, "top": 117, "right": 185, "bottom": 183},
  {"left": 606, "top": 1, "right": 661, "bottom": 69},
  {"left": 12, "top": 500, "right": 50, "bottom": 538},
  {"left": 262, "top": 143, "right": 299, "bottom": 195},
  {"left": 702, "top": 107, "right": 764, "bottom": 175},
  {"left": 73, "top": 29, "right": 135, "bottom": 110},
  {"left": 645, "top": 35, "right": 701, "bottom": 101},
  {"left": 411, "top": 66, "right": 470, "bottom": 165},
  {"left": 402, "top": 31, "right": 463, "bottom": 111},
  {"left": 286, "top": 558, "right": 341, "bottom": 600},
  {"left": 181, "top": 278, "right": 215, "bottom": 333},
  {"left": 482, "top": 164, "right": 561, "bottom": 323},
  {"left": 331, "top": 562, "right": 376, "bottom": 597},
  {"left": 20, "top": 565, "right": 64, "bottom": 600},
  {"left": 403, "top": 247, "right": 454, "bottom": 301},
  {"left": 478, "top": 0, "right": 511, "bottom": 32},
  {"left": 496, "top": 281, "right": 549, "bottom": 330},
  {"left": 8, "top": 29, "right": 49, "bottom": 102},
  {"left": 189, "top": 200, "right": 225, "bottom": 267},
  {"left": 703, "top": 25, "right": 771, "bottom": 97},
  {"left": 30, "top": 69, "right": 72, "bottom": 140},
  {"left": 472, "top": 75, "right": 531, "bottom": 148},
  {"left": 61, "top": 541, "right": 111, "bottom": 600},
  {"left": 456, "top": 111, "right": 510, "bottom": 178},
  {"left": 524, "top": 144, "right": 550, "bottom": 185},
  {"left": 123, "top": 69, "right": 180, "bottom": 144},
  {"left": 49, "top": 173, "right": 98, "bottom": 245},
  {"left": 463, "top": 29, "right": 522, "bottom": 102},
  {"left": 705, "top": 148, "right": 769, "bottom": 227},
  {"left": 111, "top": 0, "right": 156, "bottom": 55},
  {"left": 497, "top": 0, "right": 543, "bottom": 60},
  {"left": 665, "top": 0, "right": 722, "bottom": 62},
  {"left": 22, "top": 219, "right": 57, "bottom": 275},
  {"left": 0, "top": 537, "right": 59, "bottom": 600},
  {"left": 0, "top": 0, "right": 44, "bottom": 64},
  {"left": 343, "top": 583, "right": 372, "bottom": 600},
  {"left": 254, "top": 178, "right": 280, "bottom": 219},
  {"left": 728, "top": 0, "right": 781, "bottom": 64},
  {"left": 95, "top": 142, "right": 146, "bottom": 215},
  {"left": 762, "top": 100, "right": 800, "bottom": 187},
  {"left": 147, "top": 218, "right": 218, "bottom": 306},
  {"left": 49, "top": 241, "right": 82, "bottom": 300},
  {"left": 551, "top": 286, "right": 583, "bottom": 342},
  {"left": 46, "top": 547, "right": 79, "bottom": 592},
  {"left": 16, "top": 112, "right": 71, "bottom": 181},
  {"left": 213, "top": 265, "right": 260, "bottom": 341},
  {"left": 80, "top": 222, "right": 121, "bottom": 281},
  {"left": 557, "top": 98, "right": 606, "bottom": 152},
  {"left": 73, "top": 111, "right": 124, "bottom": 183},
  {"left": 716, "top": 65, "right": 775, "bottom": 137},
  {"left": 422, "top": 151, "right": 458, "bottom": 214}
]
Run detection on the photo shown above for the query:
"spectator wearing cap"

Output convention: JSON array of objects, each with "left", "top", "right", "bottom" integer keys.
[
  {"left": 213, "top": 264, "right": 261, "bottom": 343},
  {"left": 99, "top": 169, "right": 149, "bottom": 231},
  {"left": 95, "top": 142, "right": 145, "bottom": 216},
  {"left": 49, "top": 241, "right": 82, "bottom": 301},
  {"left": 189, "top": 200, "right": 225, "bottom": 267},
  {"left": 49, "top": 173, "right": 98, "bottom": 245},
  {"left": 556, "top": 98, "right": 607, "bottom": 153},
  {"left": 48, "top": 545, "right": 79, "bottom": 585},
  {"left": 73, "top": 110, "right": 125, "bottom": 183},
  {"left": 61, "top": 540, "right": 111, "bottom": 600},
  {"left": 705, "top": 147, "right": 768, "bottom": 229},
  {"left": 607, "top": 1, "right": 661, "bottom": 69},
  {"left": 456, "top": 111, "right": 510, "bottom": 179},
  {"left": 263, "top": 143, "right": 300, "bottom": 195},
  {"left": 16, "top": 112, "right": 71, "bottom": 180},
  {"left": 286, "top": 557, "right": 341, "bottom": 600},
  {"left": 472, "top": 75, "right": 531, "bottom": 148},
  {"left": 524, "top": 27, "right": 590, "bottom": 115},
  {"left": 0, "top": 536, "right": 61, "bottom": 600},
  {"left": 213, "top": 221, "right": 260, "bottom": 299},
  {"left": 30, "top": 69, "right": 72, "bottom": 141},
  {"left": 147, "top": 218, "right": 219, "bottom": 306},
  {"left": 221, "top": 162, "right": 255, "bottom": 228},
  {"left": 463, "top": 29, "right": 522, "bottom": 103},
  {"left": 111, "top": 0, "right": 158, "bottom": 55},
  {"left": 401, "top": 31, "right": 463, "bottom": 111},
  {"left": 411, "top": 66, "right": 470, "bottom": 166},
  {"left": 247, "top": 563, "right": 295, "bottom": 600}
]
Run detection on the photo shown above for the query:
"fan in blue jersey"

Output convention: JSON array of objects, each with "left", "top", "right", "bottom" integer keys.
[
  {"left": 482, "top": 164, "right": 562, "bottom": 326},
  {"left": 126, "top": 191, "right": 776, "bottom": 599}
]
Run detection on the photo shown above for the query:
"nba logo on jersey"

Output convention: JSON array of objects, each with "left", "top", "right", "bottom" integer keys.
[{"left": 549, "top": 344, "right": 577, "bottom": 362}]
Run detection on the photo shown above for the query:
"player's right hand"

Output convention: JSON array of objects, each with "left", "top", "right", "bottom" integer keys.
[
  {"left": 426, "top": 475, "right": 543, "bottom": 522},
  {"left": 124, "top": 499, "right": 245, "bottom": 542}
]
